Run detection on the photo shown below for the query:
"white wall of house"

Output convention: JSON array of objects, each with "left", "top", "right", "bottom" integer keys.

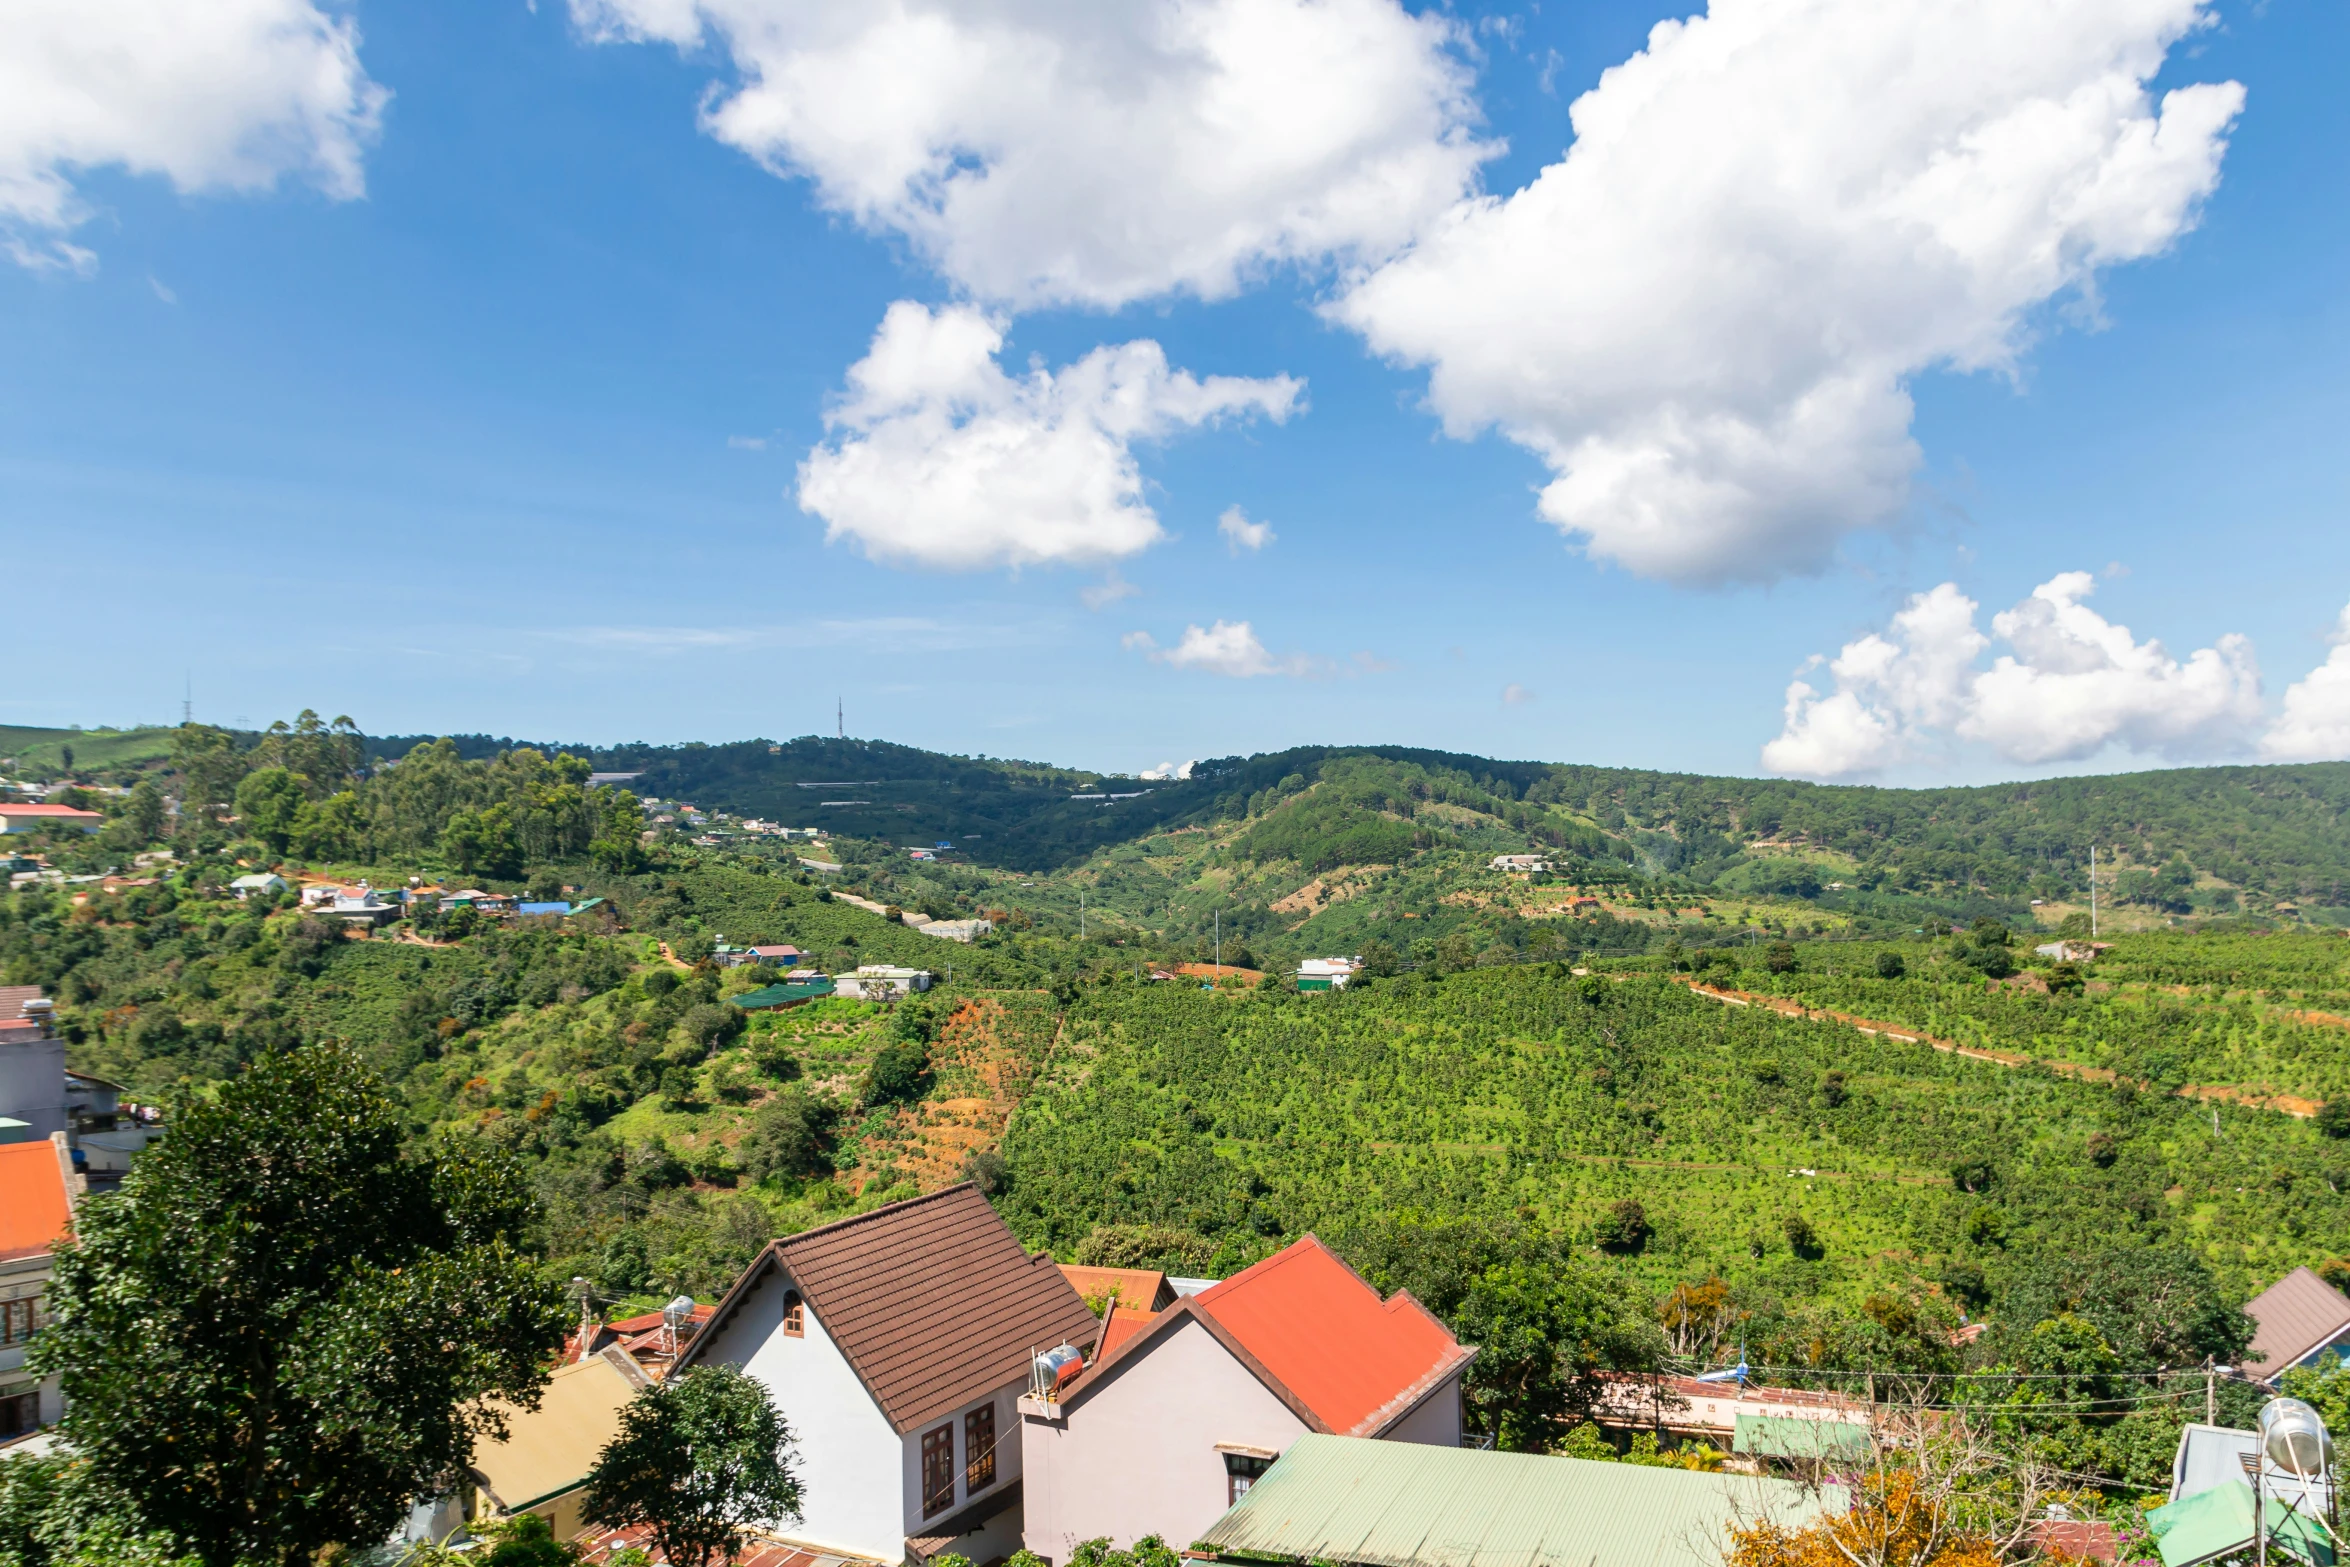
[
  {"left": 698, "top": 1267, "right": 906, "bottom": 1562},
  {"left": 1021, "top": 1317, "right": 1308, "bottom": 1560},
  {"left": 1378, "top": 1375, "right": 1465, "bottom": 1447},
  {"left": 0, "top": 1035, "right": 67, "bottom": 1139}
]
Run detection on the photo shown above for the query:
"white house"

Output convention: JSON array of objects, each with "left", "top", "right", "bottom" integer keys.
[
  {"left": 229, "top": 873, "right": 287, "bottom": 899},
  {"left": 1296, "top": 958, "right": 1359, "bottom": 993},
  {"left": 1489, "top": 854, "right": 1551, "bottom": 874},
  {"left": 834, "top": 966, "right": 934, "bottom": 1001},
  {"left": 676, "top": 1185, "right": 1098, "bottom": 1565},
  {"left": 1019, "top": 1235, "right": 1476, "bottom": 1560}
]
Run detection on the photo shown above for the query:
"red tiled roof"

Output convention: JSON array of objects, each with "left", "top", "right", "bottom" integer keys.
[
  {"left": 1059, "top": 1264, "right": 1175, "bottom": 1311},
  {"left": 1192, "top": 1236, "right": 1473, "bottom": 1437},
  {"left": 1097, "top": 1302, "right": 1157, "bottom": 1359},
  {"left": 0, "top": 1142, "right": 72, "bottom": 1260},
  {"left": 0, "top": 804, "right": 102, "bottom": 819}
]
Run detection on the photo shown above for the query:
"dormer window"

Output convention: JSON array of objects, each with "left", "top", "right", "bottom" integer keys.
[{"left": 783, "top": 1291, "right": 804, "bottom": 1338}]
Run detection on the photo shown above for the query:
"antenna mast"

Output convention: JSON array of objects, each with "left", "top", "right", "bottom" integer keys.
[
  {"left": 183, "top": 673, "right": 191, "bottom": 726},
  {"left": 838, "top": 696, "right": 844, "bottom": 740}
]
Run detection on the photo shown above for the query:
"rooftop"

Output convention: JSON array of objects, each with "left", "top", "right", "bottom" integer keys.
[
  {"left": 0, "top": 1141, "right": 72, "bottom": 1260},
  {"left": 472, "top": 1347, "right": 651, "bottom": 1514},
  {"left": 2244, "top": 1267, "right": 2350, "bottom": 1377},
  {"left": 1192, "top": 1236, "right": 1472, "bottom": 1437},
  {"left": 1197, "top": 1433, "right": 1834, "bottom": 1567},
  {"left": 689, "top": 1184, "right": 1096, "bottom": 1435}
]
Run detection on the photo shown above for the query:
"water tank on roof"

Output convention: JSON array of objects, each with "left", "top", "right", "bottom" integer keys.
[
  {"left": 662, "top": 1294, "right": 696, "bottom": 1329},
  {"left": 2262, "top": 1397, "right": 2333, "bottom": 1478},
  {"left": 1032, "top": 1344, "right": 1084, "bottom": 1399}
]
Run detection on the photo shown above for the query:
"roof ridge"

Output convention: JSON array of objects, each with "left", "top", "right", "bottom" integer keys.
[{"left": 772, "top": 1181, "right": 978, "bottom": 1253}]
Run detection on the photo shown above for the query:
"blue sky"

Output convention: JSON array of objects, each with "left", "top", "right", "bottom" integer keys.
[{"left": 5, "top": 0, "right": 2347, "bottom": 783}]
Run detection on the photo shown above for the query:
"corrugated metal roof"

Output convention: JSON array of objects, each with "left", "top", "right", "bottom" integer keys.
[
  {"left": 1733, "top": 1415, "right": 1872, "bottom": 1460},
  {"left": 2146, "top": 1483, "right": 2334, "bottom": 1567},
  {"left": 472, "top": 1348, "right": 649, "bottom": 1514},
  {"left": 1198, "top": 1434, "right": 1835, "bottom": 1567}
]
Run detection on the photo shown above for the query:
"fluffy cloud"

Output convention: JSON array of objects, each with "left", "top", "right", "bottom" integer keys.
[
  {"left": 1123, "top": 620, "right": 1304, "bottom": 678},
  {"left": 0, "top": 0, "right": 386, "bottom": 269},
  {"left": 571, "top": 0, "right": 1489, "bottom": 310},
  {"left": 1218, "top": 505, "right": 1275, "bottom": 553},
  {"left": 2263, "top": 604, "right": 2350, "bottom": 763},
  {"left": 1764, "top": 573, "right": 2263, "bottom": 777},
  {"left": 797, "top": 301, "right": 1301, "bottom": 571},
  {"left": 1335, "top": 0, "right": 2243, "bottom": 584}
]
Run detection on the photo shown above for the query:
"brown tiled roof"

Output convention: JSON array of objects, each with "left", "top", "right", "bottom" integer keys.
[
  {"left": 2245, "top": 1266, "right": 2350, "bottom": 1376},
  {"left": 688, "top": 1184, "right": 1096, "bottom": 1435}
]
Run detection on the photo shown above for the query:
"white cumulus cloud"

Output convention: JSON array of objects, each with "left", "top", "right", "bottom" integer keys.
[
  {"left": 1764, "top": 573, "right": 2264, "bottom": 777},
  {"left": 2262, "top": 603, "right": 2350, "bottom": 763},
  {"left": 1334, "top": 0, "right": 2243, "bottom": 585},
  {"left": 0, "top": 0, "right": 387, "bottom": 269},
  {"left": 1124, "top": 620, "right": 1305, "bottom": 678},
  {"left": 571, "top": 0, "right": 1491, "bottom": 310},
  {"left": 1218, "top": 505, "right": 1275, "bottom": 553},
  {"left": 796, "top": 301, "right": 1302, "bottom": 571}
]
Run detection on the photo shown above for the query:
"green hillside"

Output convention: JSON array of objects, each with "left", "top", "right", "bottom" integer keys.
[{"left": 0, "top": 723, "right": 175, "bottom": 778}]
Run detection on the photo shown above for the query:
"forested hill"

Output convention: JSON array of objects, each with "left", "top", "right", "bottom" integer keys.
[{"left": 20, "top": 721, "right": 2350, "bottom": 916}]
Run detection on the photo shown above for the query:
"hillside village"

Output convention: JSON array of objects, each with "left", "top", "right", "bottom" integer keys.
[{"left": 5, "top": 724, "right": 2350, "bottom": 1566}]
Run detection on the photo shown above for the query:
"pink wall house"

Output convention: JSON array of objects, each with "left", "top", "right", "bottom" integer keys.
[{"left": 1019, "top": 1236, "right": 1475, "bottom": 1560}]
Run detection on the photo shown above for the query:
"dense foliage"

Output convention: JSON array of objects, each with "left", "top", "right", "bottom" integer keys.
[{"left": 33, "top": 1045, "right": 569, "bottom": 1567}]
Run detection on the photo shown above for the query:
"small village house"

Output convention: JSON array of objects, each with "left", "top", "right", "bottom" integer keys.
[
  {"left": 0, "top": 988, "right": 66, "bottom": 1142},
  {"left": 471, "top": 1347, "right": 653, "bottom": 1540},
  {"left": 0, "top": 805, "right": 101, "bottom": 835},
  {"left": 229, "top": 872, "right": 287, "bottom": 899},
  {"left": 1590, "top": 1372, "right": 1870, "bottom": 1468},
  {"left": 1488, "top": 854, "right": 1552, "bottom": 875},
  {"left": 2241, "top": 1266, "right": 2350, "bottom": 1382},
  {"left": 834, "top": 966, "right": 934, "bottom": 1001},
  {"left": 0, "top": 1133, "right": 78, "bottom": 1441},
  {"left": 1295, "top": 958, "right": 1359, "bottom": 992},
  {"left": 676, "top": 1185, "right": 1098, "bottom": 1565},
  {"left": 1019, "top": 1236, "right": 1476, "bottom": 1560}
]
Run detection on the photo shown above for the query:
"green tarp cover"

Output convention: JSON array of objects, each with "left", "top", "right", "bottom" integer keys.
[
  {"left": 1733, "top": 1414, "right": 1874, "bottom": 1460},
  {"left": 2146, "top": 1482, "right": 2335, "bottom": 1567},
  {"left": 729, "top": 980, "right": 834, "bottom": 1009}
]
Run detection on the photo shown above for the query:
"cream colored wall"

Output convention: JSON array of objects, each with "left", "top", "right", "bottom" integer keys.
[
  {"left": 1376, "top": 1373, "right": 1464, "bottom": 1447},
  {"left": 1021, "top": 1317, "right": 1308, "bottom": 1561}
]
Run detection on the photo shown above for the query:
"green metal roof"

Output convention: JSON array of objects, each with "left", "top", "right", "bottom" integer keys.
[
  {"left": 1198, "top": 1434, "right": 1837, "bottom": 1567},
  {"left": 1733, "top": 1415, "right": 1874, "bottom": 1461},
  {"left": 2146, "top": 1483, "right": 2336, "bottom": 1567}
]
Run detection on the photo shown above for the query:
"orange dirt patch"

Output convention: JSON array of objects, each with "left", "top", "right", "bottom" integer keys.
[
  {"left": 1271, "top": 879, "right": 1329, "bottom": 916},
  {"left": 2286, "top": 1009, "right": 2350, "bottom": 1030},
  {"left": 870, "top": 996, "right": 1064, "bottom": 1192},
  {"left": 1176, "top": 962, "right": 1265, "bottom": 986}
]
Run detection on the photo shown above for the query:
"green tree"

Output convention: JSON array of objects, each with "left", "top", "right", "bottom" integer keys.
[
  {"left": 169, "top": 724, "right": 247, "bottom": 839},
  {"left": 1874, "top": 949, "right": 1906, "bottom": 980},
  {"left": 583, "top": 1365, "right": 803, "bottom": 1567},
  {"left": 740, "top": 1091, "right": 834, "bottom": 1182},
  {"left": 1452, "top": 1259, "right": 1665, "bottom": 1451},
  {"left": 31, "top": 1044, "right": 569, "bottom": 1567},
  {"left": 864, "top": 1041, "right": 930, "bottom": 1105},
  {"left": 233, "top": 769, "right": 307, "bottom": 854}
]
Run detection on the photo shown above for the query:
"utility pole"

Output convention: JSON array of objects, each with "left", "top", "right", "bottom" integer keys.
[
  {"left": 2090, "top": 845, "right": 2098, "bottom": 938},
  {"left": 2206, "top": 1358, "right": 2217, "bottom": 1425},
  {"left": 1080, "top": 890, "right": 1086, "bottom": 940},
  {"left": 1215, "top": 910, "right": 1222, "bottom": 975}
]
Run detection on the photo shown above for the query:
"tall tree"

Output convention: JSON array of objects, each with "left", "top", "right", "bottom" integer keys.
[
  {"left": 583, "top": 1364, "right": 804, "bottom": 1567},
  {"left": 31, "top": 1045, "right": 569, "bottom": 1567}
]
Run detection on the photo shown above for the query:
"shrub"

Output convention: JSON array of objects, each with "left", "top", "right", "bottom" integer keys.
[
  {"left": 1874, "top": 949, "right": 1906, "bottom": 980},
  {"left": 1783, "top": 1214, "right": 1822, "bottom": 1259},
  {"left": 1593, "top": 1199, "right": 1651, "bottom": 1254},
  {"left": 1764, "top": 943, "right": 1796, "bottom": 974},
  {"left": 864, "top": 1042, "right": 931, "bottom": 1105},
  {"left": 2318, "top": 1100, "right": 2350, "bottom": 1139}
]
